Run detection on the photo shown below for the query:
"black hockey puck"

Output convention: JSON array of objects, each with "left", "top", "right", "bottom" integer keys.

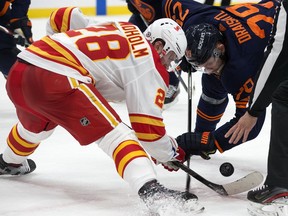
[{"left": 219, "top": 162, "right": 234, "bottom": 177}]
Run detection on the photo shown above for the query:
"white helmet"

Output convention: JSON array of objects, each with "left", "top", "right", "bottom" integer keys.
[{"left": 144, "top": 18, "right": 187, "bottom": 60}]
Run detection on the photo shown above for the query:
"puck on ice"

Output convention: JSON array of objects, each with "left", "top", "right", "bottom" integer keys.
[{"left": 219, "top": 162, "right": 234, "bottom": 177}]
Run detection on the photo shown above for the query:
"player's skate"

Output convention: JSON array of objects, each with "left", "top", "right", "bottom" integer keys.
[
  {"left": 247, "top": 185, "right": 288, "bottom": 216},
  {"left": 163, "top": 84, "right": 180, "bottom": 110},
  {"left": 0, "top": 154, "right": 36, "bottom": 175},
  {"left": 138, "top": 179, "right": 204, "bottom": 215}
]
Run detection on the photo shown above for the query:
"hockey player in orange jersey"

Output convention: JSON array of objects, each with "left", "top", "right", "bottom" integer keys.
[{"left": 0, "top": 9, "right": 204, "bottom": 214}]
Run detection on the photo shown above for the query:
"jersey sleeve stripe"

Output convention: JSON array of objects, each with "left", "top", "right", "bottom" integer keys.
[
  {"left": 129, "top": 114, "right": 165, "bottom": 127},
  {"left": 60, "top": 7, "right": 74, "bottom": 32},
  {"left": 134, "top": 132, "right": 162, "bottom": 141},
  {"left": 49, "top": 7, "right": 75, "bottom": 33},
  {"left": 27, "top": 37, "right": 89, "bottom": 76},
  {"left": 129, "top": 114, "right": 166, "bottom": 141}
]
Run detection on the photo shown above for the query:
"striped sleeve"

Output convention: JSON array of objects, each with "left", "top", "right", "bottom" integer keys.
[{"left": 46, "top": 7, "right": 89, "bottom": 35}]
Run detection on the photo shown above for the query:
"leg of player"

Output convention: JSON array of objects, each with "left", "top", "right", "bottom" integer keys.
[
  {"left": 0, "top": 123, "right": 55, "bottom": 175},
  {"left": 98, "top": 122, "right": 204, "bottom": 215},
  {"left": 247, "top": 80, "right": 288, "bottom": 216}
]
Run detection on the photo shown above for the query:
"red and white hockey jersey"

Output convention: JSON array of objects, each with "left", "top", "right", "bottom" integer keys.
[
  {"left": 46, "top": 7, "right": 89, "bottom": 35},
  {"left": 18, "top": 20, "right": 178, "bottom": 162}
]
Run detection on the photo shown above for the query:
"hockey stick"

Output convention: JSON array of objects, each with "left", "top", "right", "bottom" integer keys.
[
  {"left": 173, "top": 161, "right": 264, "bottom": 196},
  {"left": 173, "top": 68, "right": 188, "bottom": 92},
  {"left": 185, "top": 67, "right": 193, "bottom": 192},
  {"left": 0, "top": 24, "right": 30, "bottom": 47},
  {"left": 0, "top": 25, "right": 11, "bottom": 34}
]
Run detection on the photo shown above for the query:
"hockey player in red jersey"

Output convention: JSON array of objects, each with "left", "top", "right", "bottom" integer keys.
[{"left": 0, "top": 16, "right": 204, "bottom": 214}]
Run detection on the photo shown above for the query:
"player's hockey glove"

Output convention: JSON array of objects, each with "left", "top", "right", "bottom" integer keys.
[
  {"left": 177, "top": 57, "right": 197, "bottom": 73},
  {"left": 9, "top": 16, "right": 33, "bottom": 46},
  {"left": 176, "top": 132, "right": 217, "bottom": 160},
  {"left": 152, "top": 146, "right": 186, "bottom": 172},
  {"left": 13, "top": 34, "right": 27, "bottom": 47}
]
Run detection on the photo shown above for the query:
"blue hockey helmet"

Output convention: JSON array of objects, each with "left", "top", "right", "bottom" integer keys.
[{"left": 185, "top": 23, "right": 224, "bottom": 66}]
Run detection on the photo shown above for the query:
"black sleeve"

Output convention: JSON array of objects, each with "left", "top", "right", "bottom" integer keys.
[{"left": 249, "top": 0, "right": 288, "bottom": 117}]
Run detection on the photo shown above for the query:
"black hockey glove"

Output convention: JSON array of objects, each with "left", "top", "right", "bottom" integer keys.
[
  {"left": 13, "top": 34, "right": 28, "bottom": 47},
  {"left": 176, "top": 132, "right": 217, "bottom": 160},
  {"left": 9, "top": 17, "right": 33, "bottom": 45},
  {"left": 178, "top": 57, "right": 197, "bottom": 73}
]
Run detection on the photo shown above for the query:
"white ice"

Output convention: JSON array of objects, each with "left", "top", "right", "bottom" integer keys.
[{"left": 0, "top": 16, "right": 271, "bottom": 216}]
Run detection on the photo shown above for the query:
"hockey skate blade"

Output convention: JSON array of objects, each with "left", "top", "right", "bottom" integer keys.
[
  {"left": 247, "top": 201, "right": 288, "bottom": 216},
  {"left": 223, "top": 171, "right": 264, "bottom": 195}
]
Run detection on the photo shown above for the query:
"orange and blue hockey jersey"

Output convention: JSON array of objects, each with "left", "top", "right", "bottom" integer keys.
[{"left": 163, "top": 0, "right": 280, "bottom": 151}]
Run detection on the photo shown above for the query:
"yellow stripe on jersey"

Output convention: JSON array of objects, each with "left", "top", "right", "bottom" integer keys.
[
  {"left": 129, "top": 114, "right": 165, "bottom": 141},
  {"left": 78, "top": 84, "right": 119, "bottom": 128},
  {"left": 129, "top": 115, "right": 165, "bottom": 127},
  {"left": 49, "top": 7, "right": 75, "bottom": 33},
  {"left": 49, "top": 8, "right": 59, "bottom": 33},
  {"left": 61, "top": 7, "right": 74, "bottom": 32},
  {"left": 61, "top": 7, "right": 75, "bottom": 32},
  {"left": 134, "top": 132, "right": 162, "bottom": 141},
  {"left": 67, "top": 77, "right": 80, "bottom": 88},
  {"left": 28, "top": 37, "right": 89, "bottom": 75}
]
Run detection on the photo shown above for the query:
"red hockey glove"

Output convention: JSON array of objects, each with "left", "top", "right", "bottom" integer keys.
[
  {"left": 152, "top": 146, "right": 186, "bottom": 172},
  {"left": 9, "top": 17, "right": 33, "bottom": 45}
]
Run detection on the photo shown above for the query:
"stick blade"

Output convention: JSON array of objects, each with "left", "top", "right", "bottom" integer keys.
[{"left": 223, "top": 171, "right": 264, "bottom": 195}]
